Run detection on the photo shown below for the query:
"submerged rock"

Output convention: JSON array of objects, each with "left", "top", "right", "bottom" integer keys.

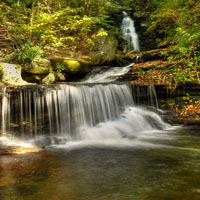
[{"left": 0, "top": 63, "right": 29, "bottom": 85}]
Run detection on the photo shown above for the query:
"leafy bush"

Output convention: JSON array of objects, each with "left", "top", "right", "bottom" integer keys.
[{"left": 5, "top": 43, "right": 43, "bottom": 68}]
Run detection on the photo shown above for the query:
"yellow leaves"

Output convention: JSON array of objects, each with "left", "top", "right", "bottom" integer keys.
[
  {"left": 176, "top": 98, "right": 200, "bottom": 117},
  {"left": 83, "top": 16, "right": 92, "bottom": 22},
  {"left": 65, "top": 37, "right": 75, "bottom": 42},
  {"left": 92, "top": 30, "right": 108, "bottom": 40},
  {"left": 39, "top": 12, "right": 50, "bottom": 21},
  {"left": 84, "top": 38, "right": 95, "bottom": 48},
  {"left": 95, "top": 31, "right": 108, "bottom": 37}
]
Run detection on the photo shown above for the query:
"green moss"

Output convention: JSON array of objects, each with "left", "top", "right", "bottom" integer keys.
[
  {"left": 26, "top": 58, "right": 51, "bottom": 74},
  {"left": 51, "top": 57, "right": 91, "bottom": 73},
  {"left": 63, "top": 60, "right": 80, "bottom": 72}
]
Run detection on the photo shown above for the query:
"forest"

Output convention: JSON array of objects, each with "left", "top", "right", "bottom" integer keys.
[
  {"left": 1, "top": 1, "right": 200, "bottom": 199},
  {"left": 0, "top": 0, "right": 199, "bottom": 116},
  {"left": 0, "top": 0, "right": 200, "bottom": 101},
  {"left": 0, "top": 0, "right": 199, "bottom": 70}
]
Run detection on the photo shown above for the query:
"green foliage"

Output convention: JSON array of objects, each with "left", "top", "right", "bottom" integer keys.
[
  {"left": 5, "top": 43, "right": 43, "bottom": 67},
  {"left": 28, "top": 7, "right": 95, "bottom": 51},
  {"left": 0, "top": 69, "right": 3, "bottom": 77},
  {"left": 138, "top": 0, "right": 200, "bottom": 87},
  {"left": 0, "top": 0, "right": 121, "bottom": 65},
  {"left": 1, "top": 0, "right": 199, "bottom": 86},
  {"left": 23, "top": 2, "right": 119, "bottom": 52},
  {"left": 21, "top": 43, "right": 43, "bottom": 61},
  {"left": 55, "top": 63, "right": 65, "bottom": 73}
]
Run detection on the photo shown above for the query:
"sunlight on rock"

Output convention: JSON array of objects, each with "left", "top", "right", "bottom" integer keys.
[
  {"left": 0, "top": 135, "right": 41, "bottom": 154},
  {"left": 10, "top": 146, "right": 41, "bottom": 154}
]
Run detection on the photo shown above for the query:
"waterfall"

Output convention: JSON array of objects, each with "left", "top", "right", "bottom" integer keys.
[
  {"left": 1, "top": 88, "right": 10, "bottom": 133},
  {"left": 0, "top": 84, "right": 171, "bottom": 148},
  {"left": 121, "top": 11, "right": 140, "bottom": 51}
]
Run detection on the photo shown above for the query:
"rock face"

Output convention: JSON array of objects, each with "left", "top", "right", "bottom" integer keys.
[
  {"left": 0, "top": 63, "right": 28, "bottom": 85},
  {"left": 26, "top": 58, "right": 51, "bottom": 74},
  {"left": 89, "top": 28, "right": 118, "bottom": 65}
]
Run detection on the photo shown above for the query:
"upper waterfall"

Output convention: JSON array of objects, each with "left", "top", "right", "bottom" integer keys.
[{"left": 121, "top": 11, "right": 140, "bottom": 51}]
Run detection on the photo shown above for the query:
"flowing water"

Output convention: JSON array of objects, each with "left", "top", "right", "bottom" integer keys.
[
  {"left": 121, "top": 11, "right": 140, "bottom": 51},
  {"left": 0, "top": 83, "right": 167, "bottom": 147},
  {"left": 84, "top": 63, "right": 134, "bottom": 83},
  {"left": 0, "top": 83, "right": 200, "bottom": 200}
]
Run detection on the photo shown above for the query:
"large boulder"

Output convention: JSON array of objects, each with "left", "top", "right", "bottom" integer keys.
[
  {"left": 0, "top": 63, "right": 29, "bottom": 85},
  {"left": 26, "top": 58, "right": 51, "bottom": 74},
  {"left": 50, "top": 29, "right": 118, "bottom": 74},
  {"left": 22, "top": 58, "right": 51, "bottom": 83},
  {"left": 89, "top": 28, "right": 118, "bottom": 65}
]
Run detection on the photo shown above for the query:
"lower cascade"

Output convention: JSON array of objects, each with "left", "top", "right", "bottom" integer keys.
[{"left": 0, "top": 84, "right": 171, "bottom": 148}]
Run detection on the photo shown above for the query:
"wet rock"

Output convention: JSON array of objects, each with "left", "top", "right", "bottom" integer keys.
[
  {"left": 41, "top": 72, "right": 56, "bottom": 84},
  {"left": 0, "top": 63, "right": 29, "bottom": 85}
]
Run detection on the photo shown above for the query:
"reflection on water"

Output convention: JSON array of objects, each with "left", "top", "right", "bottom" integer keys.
[{"left": 1, "top": 127, "right": 200, "bottom": 200}]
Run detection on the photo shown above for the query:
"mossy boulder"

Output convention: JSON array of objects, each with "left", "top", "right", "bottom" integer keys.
[
  {"left": 50, "top": 29, "right": 118, "bottom": 74},
  {"left": 89, "top": 28, "right": 118, "bottom": 65},
  {"left": 0, "top": 63, "right": 29, "bottom": 85},
  {"left": 26, "top": 58, "right": 51, "bottom": 74},
  {"left": 51, "top": 57, "right": 91, "bottom": 73}
]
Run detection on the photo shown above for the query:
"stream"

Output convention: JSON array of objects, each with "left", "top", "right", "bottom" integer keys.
[{"left": 1, "top": 127, "right": 200, "bottom": 200}]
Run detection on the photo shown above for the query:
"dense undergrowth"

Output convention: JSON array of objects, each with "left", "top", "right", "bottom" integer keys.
[
  {"left": 0, "top": 0, "right": 124, "bottom": 64},
  {"left": 132, "top": 0, "right": 200, "bottom": 87}
]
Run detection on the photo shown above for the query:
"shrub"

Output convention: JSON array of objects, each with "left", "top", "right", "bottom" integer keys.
[{"left": 5, "top": 43, "right": 43, "bottom": 69}]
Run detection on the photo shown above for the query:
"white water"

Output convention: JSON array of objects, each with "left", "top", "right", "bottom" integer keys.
[
  {"left": 0, "top": 84, "right": 173, "bottom": 149},
  {"left": 121, "top": 11, "right": 140, "bottom": 51},
  {"left": 84, "top": 62, "right": 134, "bottom": 83},
  {"left": 1, "top": 88, "right": 10, "bottom": 133},
  {"left": 46, "top": 107, "right": 173, "bottom": 150}
]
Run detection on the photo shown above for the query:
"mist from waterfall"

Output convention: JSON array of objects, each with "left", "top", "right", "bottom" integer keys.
[{"left": 121, "top": 11, "right": 140, "bottom": 51}]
